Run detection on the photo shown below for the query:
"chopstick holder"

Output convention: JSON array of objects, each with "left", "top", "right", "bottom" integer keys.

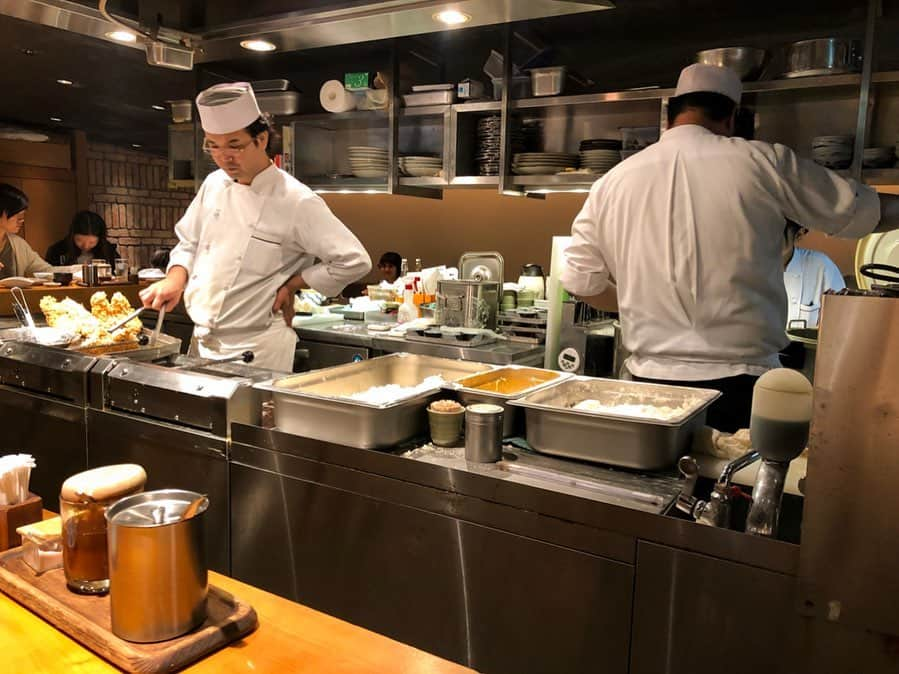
[{"left": 0, "top": 493, "right": 43, "bottom": 552}]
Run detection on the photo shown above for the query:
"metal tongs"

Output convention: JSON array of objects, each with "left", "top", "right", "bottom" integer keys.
[
  {"left": 106, "top": 307, "right": 145, "bottom": 334},
  {"left": 10, "top": 287, "right": 35, "bottom": 333},
  {"left": 107, "top": 305, "right": 166, "bottom": 345}
]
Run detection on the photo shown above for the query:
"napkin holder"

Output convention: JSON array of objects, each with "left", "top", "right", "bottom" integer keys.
[{"left": 0, "top": 493, "right": 43, "bottom": 551}]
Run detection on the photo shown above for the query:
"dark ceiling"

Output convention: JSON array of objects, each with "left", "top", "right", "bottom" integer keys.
[
  {"left": 0, "top": 12, "right": 194, "bottom": 155},
  {"left": 0, "top": 0, "right": 896, "bottom": 156}
]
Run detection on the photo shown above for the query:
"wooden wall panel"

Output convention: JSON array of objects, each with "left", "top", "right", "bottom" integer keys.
[{"left": 17, "top": 178, "right": 77, "bottom": 261}]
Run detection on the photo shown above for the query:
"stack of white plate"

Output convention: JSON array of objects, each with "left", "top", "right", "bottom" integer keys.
[
  {"left": 862, "top": 146, "right": 896, "bottom": 168},
  {"left": 579, "top": 149, "right": 622, "bottom": 173},
  {"left": 348, "top": 146, "right": 388, "bottom": 178},
  {"left": 511, "top": 152, "right": 577, "bottom": 175},
  {"left": 399, "top": 155, "right": 443, "bottom": 177},
  {"left": 811, "top": 135, "right": 853, "bottom": 169}
]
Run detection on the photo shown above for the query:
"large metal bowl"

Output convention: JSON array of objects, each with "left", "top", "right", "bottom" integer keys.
[
  {"left": 695, "top": 47, "right": 767, "bottom": 81},
  {"left": 784, "top": 38, "right": 861, "bottom": 78}
]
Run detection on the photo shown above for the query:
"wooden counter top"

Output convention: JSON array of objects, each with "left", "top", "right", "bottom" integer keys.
[
  {"left": 0, "top": 283, "right": 142, "bottom": 318},
  {"left": 0, "top": 568, "right": 473, "bottom": 673}
]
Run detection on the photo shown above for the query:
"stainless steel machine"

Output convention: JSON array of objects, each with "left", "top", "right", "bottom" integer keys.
[
  {"left": 799, "top": 274, "right": 899, "bottom": 640},
  {"left": 0, "top": 333, "right": 182, "bottom": 502},
  {"left": 87, "top": 355, "right": 275, "bottom": 574}
]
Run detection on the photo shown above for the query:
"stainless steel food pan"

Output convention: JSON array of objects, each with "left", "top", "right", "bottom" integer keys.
[
  {"left": 509, "top": 377, "right": 720, "bottom": 470},
  {"left": 257, "top": 353, "right": 493, "bottom": 449},
  {"left": 446, "top": 366, "right": 571, "bottom": 437}
]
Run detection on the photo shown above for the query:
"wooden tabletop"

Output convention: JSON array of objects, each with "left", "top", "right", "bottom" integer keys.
[
  {"left": 0, "top": 283, "right": 142, "bottom": 318},
  {"left": 0, "top": 569, "right": 474, "bottom": 673}
]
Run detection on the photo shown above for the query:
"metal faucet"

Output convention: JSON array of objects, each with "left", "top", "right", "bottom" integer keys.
[
  {"left": 745, "top": 459, "right": 792, "bottom": 537},
  {"left": 677, "top": 450, "right": 760, "bottom": 528}
]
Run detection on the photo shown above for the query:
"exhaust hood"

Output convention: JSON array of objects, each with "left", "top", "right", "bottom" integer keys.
[{"left": 0, "top": 0, "right": 614, "bottom": 68}]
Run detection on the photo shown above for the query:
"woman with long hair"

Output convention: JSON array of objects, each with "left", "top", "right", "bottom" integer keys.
[{"left": 46, "top": 210, "right": 119, "bottom": 266}]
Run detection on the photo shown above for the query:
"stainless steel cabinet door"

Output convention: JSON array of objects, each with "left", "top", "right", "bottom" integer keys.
[
  {"left": 87, "top": 409, "right": 230, "bottom": 574},
  {"left": 630, "top": 541, "right": 797, "bottom": 674},
  {"left": 230, "top": 461, "right": 634, "bottom": 673},
  {"left": 0, "top": 387, "right": 86, "bottom": 501}
]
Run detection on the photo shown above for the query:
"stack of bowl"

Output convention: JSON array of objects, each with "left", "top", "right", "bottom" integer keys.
[
  {"left": 399, "top": 155, "right": 443, "bottom": 177},
  {"left": 811, "top": 136, "right": 853, "bottom": 169},
  {"left": 579, "top": 138, "right": 622, "bottom": 173},
  {"left": 862, "top": 147, "right": 896, "bottom": 168},
  {"left": 348, "top": 146, "right": 388, "bottom": 178}
]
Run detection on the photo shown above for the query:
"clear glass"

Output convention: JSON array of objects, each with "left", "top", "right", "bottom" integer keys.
[
  {"left": 114, "top": 258, "right": 128, "bottom": 278},
  {"left": 60, "top": 497, "right": 112, "bottom": 594}
]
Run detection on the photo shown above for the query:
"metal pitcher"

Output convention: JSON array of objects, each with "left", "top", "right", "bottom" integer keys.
[{"left": 106, "top": 489, "right": 209, "bottom": 642}]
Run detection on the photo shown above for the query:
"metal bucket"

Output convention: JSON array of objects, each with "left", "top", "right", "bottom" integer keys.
[
  {"left": 106, "top": 489, "right": 209, "bottom": 642},
  {"left": 435, "top": 280, "right": 500, "bottom": 330}
]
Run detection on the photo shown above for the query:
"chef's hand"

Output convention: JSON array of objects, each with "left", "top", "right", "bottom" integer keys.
[
  {"left": 273, "top": 274, "right": 307, "bottom": 326},
  {"left": 140, "top": 267, "right": 187, "bottom": 312}
]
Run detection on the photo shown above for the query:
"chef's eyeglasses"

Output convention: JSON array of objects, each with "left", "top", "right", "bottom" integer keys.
[{"left": 202, "top": 137, "right": 259, "bottom": 157}]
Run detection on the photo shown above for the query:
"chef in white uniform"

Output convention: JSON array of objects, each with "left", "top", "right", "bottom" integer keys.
[
  {"left": 562, "top": 63, "right": 899, "bottom": 431},
  {"left": 782, "top": 221, "right": 845, "bottom": 329},
  {"left": 140, "top": 82, "right": 371, "bottom": 371}
]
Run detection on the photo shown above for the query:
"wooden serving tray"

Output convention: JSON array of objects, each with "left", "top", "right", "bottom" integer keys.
[{"left": 0, "top": 548, "right": 258, "bottom": 673}]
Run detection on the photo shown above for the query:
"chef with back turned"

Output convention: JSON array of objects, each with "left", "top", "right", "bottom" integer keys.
[
  {"left": 140, "top": 82, "right": 371, "bottom": 371},
  {"left": 562, "top": 63, "right": 899, "bottom": 432}
]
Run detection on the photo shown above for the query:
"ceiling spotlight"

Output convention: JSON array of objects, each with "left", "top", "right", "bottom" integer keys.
[
  {"left": 132, "top": 143, "right": 142, "bottom": 148},
  {"left": 433, "top": 9, "right": 471, "bottom": 25},
  {"left": 56, "top": 79, "right": 74, "bottom": 86},
  {"left": 49, "top": 117, "right": 62, "bottom": 122},
  {"left": 106, "top": 30, "right": 138, "bottom": 43},
  {"left": 151, "top": 104, "right": 166, "bottom": 111},
  {"left": 240, "top": 39, "right": 277, "bottom": 52}
]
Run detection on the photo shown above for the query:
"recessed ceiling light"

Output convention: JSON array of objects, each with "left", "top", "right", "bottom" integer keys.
[
  {"left": 151, "top": 104, "right": 166, "bottom": 111},
  {"left": 56, "top": 79, "right": 74, "bottom": 86},
  {"left": 106, "top": 30, "right": 137, "bottom": 43},
  {"left": 132, "top": 143, "right": 142, "bottom": 148},
  {"left": 433, "top": 9, "right": 471, "bottom": 25},
  {"left": 49, "top": 117, "right": 62, "bottom": 122},
  {"left": 240, "top": 39, "right": 277, "bottom": 52}
]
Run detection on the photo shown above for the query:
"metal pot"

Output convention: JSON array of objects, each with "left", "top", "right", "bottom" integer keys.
[
  {"left": 435, "top": 280, "right": 500, "bottom": 330},
  {"left": 106, "top": 489, "right": 209, "bottom": 642},
  {"left": 695, "top": 47, "right": 767, "bottom": 81},
  {"left": 785, "top": 38, "right": 861, "bottom": 78}
]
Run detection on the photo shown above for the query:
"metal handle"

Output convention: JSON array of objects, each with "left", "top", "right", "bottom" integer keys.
[
  {"left": 106, "top": 307, "right": 144, "bottom": 334},
  {"left": 675, "top": 455, "right": 700, "bottom": 516},
  {"left": 151, "top": 305, "right": 166, "bottom": 345}
]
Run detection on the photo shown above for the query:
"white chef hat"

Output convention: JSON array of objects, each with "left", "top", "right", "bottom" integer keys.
[
  {"left": 196, "top": 82, "right": 262, "bottom": 134},
  {"left": 674, "top": 63, "right": 742, "bottom": 104}
]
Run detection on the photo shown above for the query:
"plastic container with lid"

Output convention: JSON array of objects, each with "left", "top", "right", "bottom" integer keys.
[{"left": 59, "top": 464, "right": 146, "bottom": 595}]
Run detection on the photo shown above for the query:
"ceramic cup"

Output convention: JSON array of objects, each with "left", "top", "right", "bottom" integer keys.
[{"left": 428, "top": 403, "right": 465, "bottom": 447}]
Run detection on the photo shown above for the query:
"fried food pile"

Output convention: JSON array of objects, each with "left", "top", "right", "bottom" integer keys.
[{"left": 40, "top": 291, "right": 142, "bottom": 347}]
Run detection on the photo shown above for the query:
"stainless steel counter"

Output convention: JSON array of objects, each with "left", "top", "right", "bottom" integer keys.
[{"left": 295, "top": 322, "right": 545, "bottom": 366}]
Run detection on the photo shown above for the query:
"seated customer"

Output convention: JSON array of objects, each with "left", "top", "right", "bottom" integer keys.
[
  {"left": 782, "top": 220, "right": 845, "bottom": 329},
  {"left": 0, "top": 183, "right": 52, "bottom": 279},
  {"left": 377, "top": 251, "right": 402, "bottom": 284},
  {"left": 46, "top": 210, "right": 119, "bottom": 266}
]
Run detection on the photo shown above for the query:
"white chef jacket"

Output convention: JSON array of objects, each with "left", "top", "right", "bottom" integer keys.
[
  {"left": 168, "top": 164, "right": 371, "bottom": 370},
  {"left": 784, "top": 247, "right": 845, "bottom": 329},
  {"left": 562, "top": 124, "right": 880, "bottom": 381}
]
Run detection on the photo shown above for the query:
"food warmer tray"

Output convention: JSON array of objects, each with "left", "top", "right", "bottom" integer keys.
[
  {"left": 509, "top": 377, "right": 720, "bottom": 470},
  {"left": 444, "top": 366, "right": 571, "bottom": 437},
  {"left": 256, "top": 353, "right": 494, "bottom": 449}
]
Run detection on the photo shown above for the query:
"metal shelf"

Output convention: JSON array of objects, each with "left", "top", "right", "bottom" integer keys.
[
  {"left": 512, "top": 173, "right": 600, "bottom": 186},
  {"left": 302, "top": 176, "right": 388, "bottom": 193},
  {"left": 454, "top": 101, "right": 502, "bottom": 113},
  {"left": 450, "top": 176, "right": 499, "bottom": 187},
  {"left": 398, "top": 177, "right": 448, "bottom": 187},
  {"left": 286, "top": 110, "right": 388, "bottom": 130},
  {"left": 508, "top": 71, "right": 899, "bottom": 111},
  {"left": 401, "top": 105, "right": 452, "bottom": 117}
]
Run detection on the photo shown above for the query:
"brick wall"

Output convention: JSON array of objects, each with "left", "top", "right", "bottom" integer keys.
[{"left": 86, "top": 142, "right": 193, "bottom": 268}]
